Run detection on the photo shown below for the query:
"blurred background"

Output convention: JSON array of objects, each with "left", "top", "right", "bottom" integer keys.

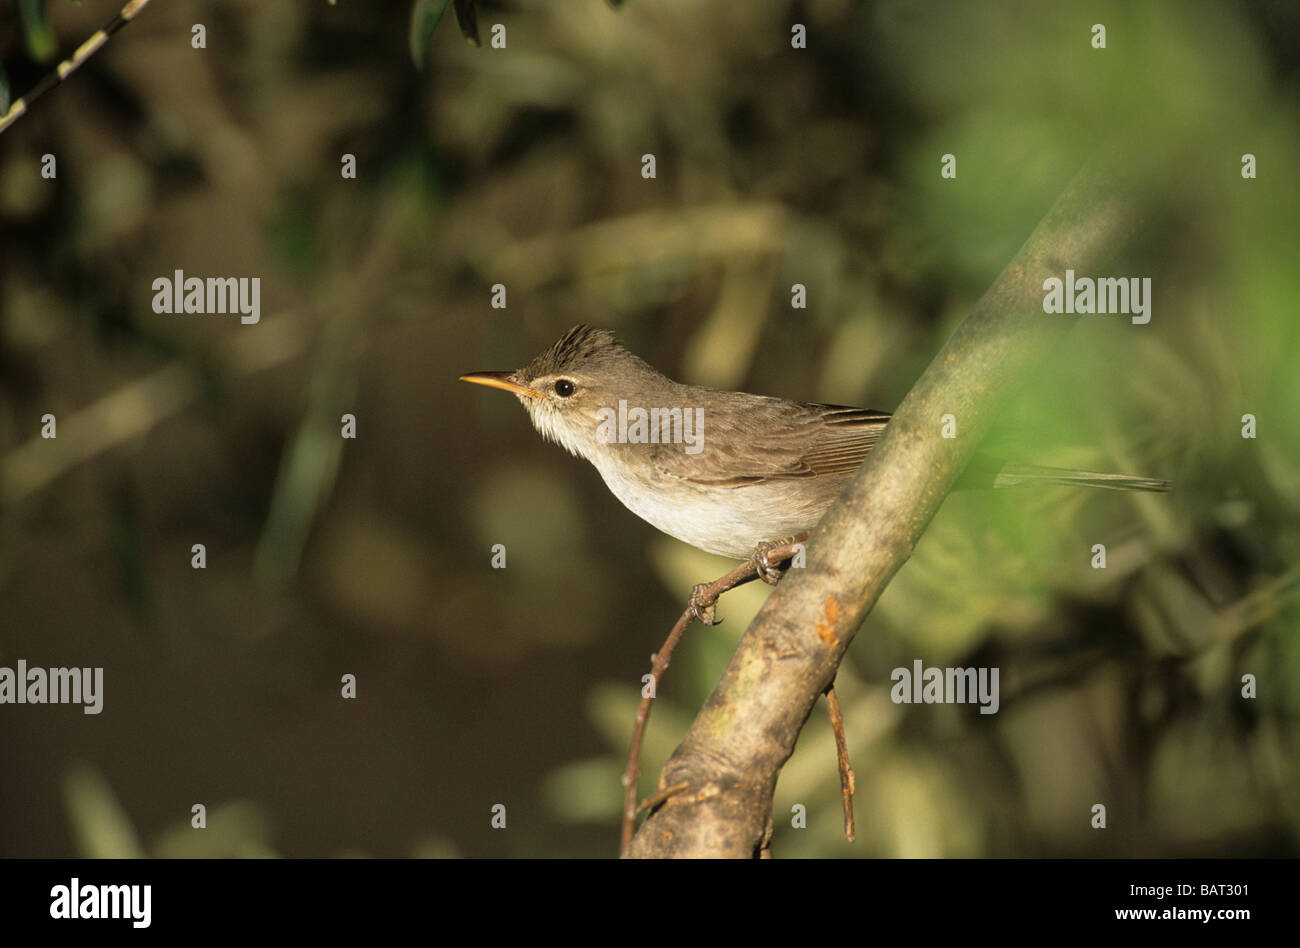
[{"left": 1, "top": 0, "right": 1297, "bottom": 858}]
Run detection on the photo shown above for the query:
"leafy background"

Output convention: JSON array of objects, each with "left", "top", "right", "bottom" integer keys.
[{"left": 0, "top": 0, "right": 1297, "bottom": 857}]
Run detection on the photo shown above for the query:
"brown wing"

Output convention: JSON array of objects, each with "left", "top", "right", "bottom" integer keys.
[
  {"left": 796, "top": 405, "right": 891, "bottom": 476},
  {"left": 651, "top": 399, "right": 891, "bottom": 487}
]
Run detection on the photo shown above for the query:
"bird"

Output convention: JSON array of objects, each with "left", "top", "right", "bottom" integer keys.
[{"left": 460, "top": 324, "right": 1170, "bottom": 565}]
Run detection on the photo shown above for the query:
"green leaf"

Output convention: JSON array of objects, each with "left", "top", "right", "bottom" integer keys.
[
  {"left": 62, "top": 764, "right": 146, "bottom": 859},
  {"left": 409, "top": 0, "right": 450, "bottom": 70},
  {"left": 18, "top": 0, "right": 58, "bottom": 63},
  {"left": 0, "top": 60, "right": 10, "bottom": 115},
  {"left": 540, "top": 758, "right": 624, "bottom": 822},
  {"left": 452, "top": 0, "right": 481, "bottom": 47}
]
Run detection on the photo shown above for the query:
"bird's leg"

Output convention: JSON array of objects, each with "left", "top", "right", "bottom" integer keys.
[
  {"left": 688, "top": 531, "right": 811, "bottom": 623},
  {"left": 747, "top": 532, "right": 812, "bottom": 586}
]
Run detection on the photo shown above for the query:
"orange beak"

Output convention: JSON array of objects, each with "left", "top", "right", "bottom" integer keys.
[{"left": 458, "top": 371, "right": 543, "bottom": 399}]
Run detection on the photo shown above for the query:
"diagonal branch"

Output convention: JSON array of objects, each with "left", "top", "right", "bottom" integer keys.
[
  {"left": 624, "top": 161, "right": 1147, "bottom": 857},
  {"left": 0, "top": 0, "right": 155, "bottom": 135}
]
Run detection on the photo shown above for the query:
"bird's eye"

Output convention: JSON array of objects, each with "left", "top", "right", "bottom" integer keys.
[{"left": 554, "top": 379, "right": 576, "bottom": 397}]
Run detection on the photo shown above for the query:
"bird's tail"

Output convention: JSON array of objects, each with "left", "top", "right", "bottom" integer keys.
[{"left": 991, "top": 462, "right": 1171, "bottom": 493}]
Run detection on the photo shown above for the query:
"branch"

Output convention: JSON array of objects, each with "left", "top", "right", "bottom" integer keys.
[
  {"left": 624, "top": 162, "right": 1146, "bottom": 857},
  {"left": 0, "top": 0, "right": 155, "bottom": 136}
]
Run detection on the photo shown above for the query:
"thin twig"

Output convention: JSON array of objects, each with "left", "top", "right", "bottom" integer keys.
[
  {"left": 635, "top": 781, "right": 689, "bottom": 815},
  {"left": 619, "top": 534, "right": 810, "bottom": 855},
  {"left": 0, "top": 0, "right": 155, "bottom": 135},
  {"left": 618, "top": 560, "right": 760, "bottom": 855},
  {"left": 824, "top": 681, "right": 856, "bottom": 843}
]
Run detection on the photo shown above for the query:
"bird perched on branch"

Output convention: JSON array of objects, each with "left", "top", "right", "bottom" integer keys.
[{"left": 462, "top": 325, "right": 1170, "bottom": 574}]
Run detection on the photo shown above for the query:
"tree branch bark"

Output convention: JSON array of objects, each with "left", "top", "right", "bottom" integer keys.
[{"left": 625, "top": 163, "right": 1145, "bottom": 857}]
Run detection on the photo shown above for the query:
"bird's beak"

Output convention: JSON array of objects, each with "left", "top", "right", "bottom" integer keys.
[{"left": 458, "top": 371, "right": 543, "bottom": 399}]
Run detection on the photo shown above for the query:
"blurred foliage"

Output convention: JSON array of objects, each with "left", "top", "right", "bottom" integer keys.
[
  {"left": 409, "top": 0, "right": 485, "bottom": 67},
  {"left": 17, "top": 0, "right": 56, "bottom": 63},
  {"left": 0, "top": 0, "right": 1296, "bottom": 858},
  {"left": 410, "top": 0, "right": 452, "bottom": 69},
  {"left": 64, "top": 761, "right": 457, "bottom": 857}
]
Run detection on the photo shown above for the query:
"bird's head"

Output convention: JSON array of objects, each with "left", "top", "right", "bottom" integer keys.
[{"left": 460, "top": 325, "right": 665, "bottom": 460}]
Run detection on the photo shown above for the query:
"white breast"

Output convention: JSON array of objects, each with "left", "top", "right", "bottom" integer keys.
[{"left": 590, "top": 455, "right": 822, "bottom": 559}]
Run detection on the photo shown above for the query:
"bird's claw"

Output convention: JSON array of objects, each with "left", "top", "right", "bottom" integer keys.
[
  {"left": 689, "top": 582, "right": 720, "bottom": 625},
  {"left": 749, "top": 538, "right": 793, "bottom": 586}
]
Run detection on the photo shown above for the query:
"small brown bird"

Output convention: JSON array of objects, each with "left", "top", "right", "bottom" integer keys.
[{"left": 461, "top": 325, "right": 1170, "bottom": 562}]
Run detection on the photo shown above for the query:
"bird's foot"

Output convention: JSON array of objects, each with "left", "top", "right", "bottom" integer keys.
[
  {"left": 747, "top": 534, "right": 808, "bottom": 586},
  {"left": 689, "top": 582, "right": 719, "bottom": 626}
]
